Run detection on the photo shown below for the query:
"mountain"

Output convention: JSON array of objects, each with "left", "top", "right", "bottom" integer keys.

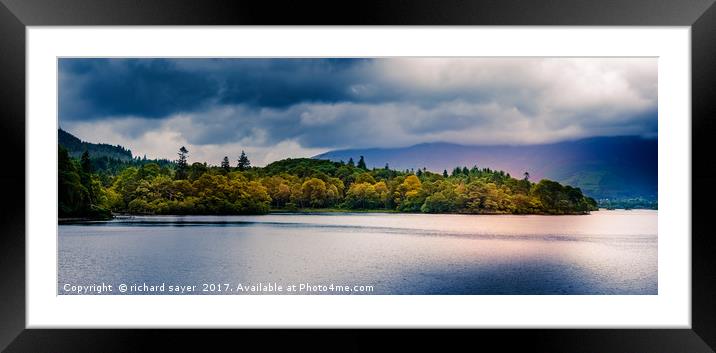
[
  {"left": 58, "top": 128, "right": 133, "bottom": 161},
  {"left": 314, "top": 136, "right": 657, "bottom": 200}
]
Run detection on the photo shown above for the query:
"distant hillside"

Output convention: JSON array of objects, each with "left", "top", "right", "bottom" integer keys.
[
  {"left": 314, "top": 136, "right": 657, "bottom": 200},
  {"left": 59, "top": 128, "right": 133, "bottom": 161}
]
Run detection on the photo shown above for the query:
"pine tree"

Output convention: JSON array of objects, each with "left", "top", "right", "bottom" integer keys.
[
  {"left": 80, "top": 150, "right": 92, "bottom": 175},
  {"left": 443, "top": 169, "right": 448, "bottom": 178},
  {"left": 347, "top": 158, "right": 355, "bottom": 167},
  {"left": 237, "top": 150, "right": 251, "bottom": 171},
  {"left": 357, "top": 156, "right": 367, "bottom": 170},
  {"left": 384, "top": 163, "right": 390, "bottom": 170},
  {"left": 221, "top": 156, "right": 231, "bottom": 173},
  {"left": 175, "top": 146, "right": 189, "bottom": 180},
  {"left": 80, "top": 150, "right": 94, "bottom": 204},
  {"left": 452, "top": 167, "right": 462, "bottom": 177}
]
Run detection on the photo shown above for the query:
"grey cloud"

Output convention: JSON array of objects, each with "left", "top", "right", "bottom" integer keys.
[{"left": 60, "top": 58, "right": 658, "bottom": 161}]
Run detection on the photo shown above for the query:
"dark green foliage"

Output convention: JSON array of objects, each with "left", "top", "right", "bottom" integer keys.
[
  {"left": 175, "top": 146, "right": 189, "bottom": 180},
  {"left": 221, "top": 156, "right": 231, "bottom": 173},
  {"left": 263, "top": 158, "right": 341, "bottom": 178},
  {"left": 90, "top": 155, "right": 174, "bottom": 176},
  {"left": 58, "top": 146, "right": 87, "bottom": 216},
  {"left": 237, "top": 150, "right": 251, "bottom": 171},
  {"left": 59, "top": 142, "right": 601, "bottom": 216},
  {"left": 58, "top": 146, "right": 111, "bottom": 219},
  {"left": 357, "top": 155, "right": 367, "bottom": 170},
  {"left": 531, "top": 180, "right": 596, "bottom": 214},
  {"left": 188, "top": 162, "right": 208, "bottom": 181}
]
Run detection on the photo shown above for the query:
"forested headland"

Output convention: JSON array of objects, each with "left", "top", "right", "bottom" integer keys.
[{"left": 59, "top": 142, "right": 599, "bottom": 219}]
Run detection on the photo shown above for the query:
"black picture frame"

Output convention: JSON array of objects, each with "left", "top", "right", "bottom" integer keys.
[{"left": 1, "top": 0, "right": 715, "bottom": 351}]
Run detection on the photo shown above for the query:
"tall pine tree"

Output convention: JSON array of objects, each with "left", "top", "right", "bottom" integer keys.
[
  {"left": 357, "top": 156, "right": 367, "bottom": 170},
  {"left": 237, "top": 150, "right": 251, "bottom": 171},
  {"left": 80, "top": 150, "right": 94, "bottom": 204},
  {"left": 175, "top": 146, "right": 189, "bottom": 180},
  {"left": 221, "top": 156, "right": 231, "bottom": 173}
]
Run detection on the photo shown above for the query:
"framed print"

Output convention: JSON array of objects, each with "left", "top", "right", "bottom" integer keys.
[{"left": 2, "top": 0, "right": 716, "bottom": 351}]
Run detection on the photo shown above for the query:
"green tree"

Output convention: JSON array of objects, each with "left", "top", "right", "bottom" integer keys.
[
  {"left": 188, "top": 162, "right": 208, "bottom": 181},
  {"left": 357, "top": 155, "right": 367, "bottom": 170},
  {"left": 301, "top": 178, "right": 328, "bottom": 208},
  {"left": 80, "top": 150, "right": 94, "bottom": 203},
  {"left": 58, "top": 146, "right": 89, "bottom": 216},
  {"left": 344, "top": 182, "right": 379, "bottom": 209},
  {"left": 395, "top": 175, "right": 423, "bottom": 211},
  {"left": 451, "top": 167, "right": 462, "bottom": 177},
  {"left": 175, "top": 146, "right": 189, "bottom": 180},
  {"left": 237, "top": 150, "right": 251, "bottom": 171},
  {"left": 262, "top": 176, "right": 292, "bottom": 208},
  {"left": 373, "top": 181, "right": 391, "bottom": 208},
  {"left": 421, "top": 192, "right": 451, "bottom": 213},
  {"left": 221, "top": 156, "right": 231, "bottom": 173},
  {"left": 355, "top": 173, "right": 376, "bottom": 184},
  {"left": 58, "top": 146, "right": 110, "bottom": 219},
  {"left": 64, "top": 141, "right": 601, "bottom": 216}
]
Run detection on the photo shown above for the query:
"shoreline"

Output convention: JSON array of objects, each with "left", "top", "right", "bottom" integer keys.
[{"left": 59, "top": 208, "right": 656, "bottom": 222}]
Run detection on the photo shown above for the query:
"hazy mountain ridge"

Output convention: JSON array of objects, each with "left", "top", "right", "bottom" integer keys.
[
  {"left": 314, "top": 136, "right": 657, "bottom": 199},
  {"left": 59, "top": 128, "right": 133, "bottom": 161}
]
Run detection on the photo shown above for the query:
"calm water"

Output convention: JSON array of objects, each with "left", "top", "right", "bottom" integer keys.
[{"left": 58, "top": 210, "right": 657, "bottom": 295}]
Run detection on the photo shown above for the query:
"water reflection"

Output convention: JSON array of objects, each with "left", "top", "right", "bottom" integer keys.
[{"left": 58, "top": 210, "right": 657, "bottom": 295}]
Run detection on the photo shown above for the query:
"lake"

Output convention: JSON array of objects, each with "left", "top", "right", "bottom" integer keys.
[{"left": 58, "top": 210, "right": 657, "bottom": 295}]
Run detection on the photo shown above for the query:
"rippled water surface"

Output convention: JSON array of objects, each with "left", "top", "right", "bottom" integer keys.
[{"left": 58, "top": 210, "right": 657, "bottom": 295}]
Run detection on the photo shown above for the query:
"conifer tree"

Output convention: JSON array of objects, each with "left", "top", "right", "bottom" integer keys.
[
  {"left": 221, "top": 156, "right": 231, "bottom": 173},
  {"left": 237, "top": 150, "right": 251, "bottom": 171},
  {"left": 175, "top": 146, "right": 189, "bottom": 180},
  {"left": 357, "top": 156, "right": 367, "bottom": 170}
]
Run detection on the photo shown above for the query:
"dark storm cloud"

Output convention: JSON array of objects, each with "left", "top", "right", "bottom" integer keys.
[
  {"left": 59, "top": 58, "right": 658, "bottom": 162},
  {"left": 59, "top": 59, "right": 219, "bottom": 120},
  {"left": 59, "top": 58, "right": 374, "bottom": 121}
]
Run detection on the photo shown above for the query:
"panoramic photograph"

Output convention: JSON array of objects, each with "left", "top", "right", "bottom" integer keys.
[{"left": 57, "top": 58, "right": 657, "bottom": 295}]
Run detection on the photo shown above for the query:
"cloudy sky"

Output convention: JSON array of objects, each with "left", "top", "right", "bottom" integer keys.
[{"left": 59, "top": 58, "right": 657, "bottom": 166}]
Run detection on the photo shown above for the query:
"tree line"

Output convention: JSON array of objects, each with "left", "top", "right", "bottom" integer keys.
[{"left": 59, "top": 145, "right": 598, "bottom": 218}]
